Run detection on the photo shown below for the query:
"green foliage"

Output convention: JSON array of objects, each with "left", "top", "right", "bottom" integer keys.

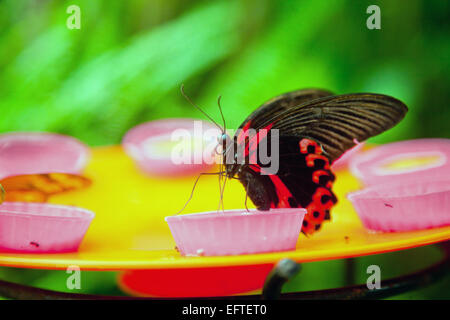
[{"left": 0, "top": 0, "right": 448, "bottom": 145}]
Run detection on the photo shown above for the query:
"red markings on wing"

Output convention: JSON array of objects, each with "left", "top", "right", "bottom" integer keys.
[
  {"left": 300, "top": 139, "right": 322, "bottom": 154},
  {"left": 312, "top": 187, "right": 335, "bottom": 210},
  {"left": 262, "top": 138, "right": 337, "bottom": 235},
  {"left": 305, "top": 202, "right": 326, "bottom": 224},
  {"left": 301, "top": 218, "right": 317, "bottom": 235},
  {"left": 237, "top": 121, "right": 252, "bottom": 144},
  {"left": 298, "top": 139, "right": 336, "bottom": 235},
  {"left": 302, "top": 186, "right": 336, "bottom": 235},
  {"left": 237, "top": 121, "right": 273, "bottom": 153},
  {"left": 244, "top": 123, "right": 274, "bottom": 164},
  {"left": 246, "top": 137, "right": 337, "bottom": 236},
  {"left": 312, "top": 170, "right": 333, "bottom": 188},
  {"left": 305, "top": 154, "right": 330, "bottom": 170},
  {"left": 268, "top": 175, "right": 293, "bottom": 208}
]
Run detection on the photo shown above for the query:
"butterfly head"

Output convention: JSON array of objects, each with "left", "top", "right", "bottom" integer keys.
[
  {"left": 218, "top": 133, "right": 229, "bottom": 148},
  {"left": 216, "top": 133, "right": 240, "bottom": 177},
  {"left": 216, "top": 133, "right": 231, "bottom": 155}
]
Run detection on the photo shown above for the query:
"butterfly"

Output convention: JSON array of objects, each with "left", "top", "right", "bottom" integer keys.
[
  {"left": 0, "top": 173, "right": 91, "bottom": 203},
  {"left": 216, "top": 88, "right": 408, "bottom": 235}
]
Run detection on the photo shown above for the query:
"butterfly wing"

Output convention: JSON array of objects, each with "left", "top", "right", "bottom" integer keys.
[
  {"left": 237, "top": 88, "right": 334, "bottom": 131},
  {"left": 238, "top": 135, "right": 336, "bottom": 235},
  {"left": 237, "top": 91, "right": 408, "bottom": 162},
  {"left": 0, "top": 173, "right": 91, "bottom": 202},
  {"left": 232, "top": 89, "right": 408, "bottom": 235}
]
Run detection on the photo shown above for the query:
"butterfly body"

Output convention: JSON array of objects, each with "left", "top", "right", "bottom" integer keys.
[{"left": 222, "top": 88, "right": 408, "bottom": 235}]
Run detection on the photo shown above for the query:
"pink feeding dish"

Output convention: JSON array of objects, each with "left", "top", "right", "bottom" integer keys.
[
  {"left": 0, "top": 132, "right": 90, "bottom": 179},
  {"left": 331, "top": 142, "right": 365, "bottom": 170},
  {"left": 347, "top": 180, "right": 450, "bottom": 232},
  {"left": 165, "top": 208, "right": 307, "bottom": 256},
  {"left": 349, "top": 138, "right": 450, "bottom": 186},
  {"left": 122, "top": 118, "right": 221, "bottom": 176},
  {"left": 0, "top": 202, "right": 95, "bottom": 253}
]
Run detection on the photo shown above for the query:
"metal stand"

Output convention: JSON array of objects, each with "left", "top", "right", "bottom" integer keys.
[{"left": 0, "top": 241, "right": 449, "bottom": 300}]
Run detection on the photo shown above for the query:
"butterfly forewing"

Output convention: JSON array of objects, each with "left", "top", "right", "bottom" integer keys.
[
  {"left": 240, "top": 92, "right": 408, "bottom": 162},
  {"left": 238, "top": 89, "right": 334, "bottom": 135}
]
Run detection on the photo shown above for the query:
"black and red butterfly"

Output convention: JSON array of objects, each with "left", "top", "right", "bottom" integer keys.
[
  {"left": 217, "top": 88, "right": 408, "bottom": 235},
  {"left": 180, "top": 87, "right": 408, "bottom": 235}
]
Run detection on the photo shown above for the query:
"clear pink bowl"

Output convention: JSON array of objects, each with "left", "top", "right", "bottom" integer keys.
[
  {"left": 122, "top": 118, "right": 221, "bottom": 176},
  {"left": 0, "top": 132, "right": 90, "bottom": 179},
  {"left": 349, "top": 139, "right": 450, "bottom": 186},
  {"left": 165, "top": 208, "right": 307, "bottom": 256},
  {"left": 347, "top": 179, "right": 450, "bottom": 232},
  {"left": 0, "top": 202, "right": 95, "bottom": 253}
]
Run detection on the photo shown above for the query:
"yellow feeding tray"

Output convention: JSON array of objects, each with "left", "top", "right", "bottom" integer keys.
[{"left": 0, "top": 146, "right": 449, "bottom": 271}]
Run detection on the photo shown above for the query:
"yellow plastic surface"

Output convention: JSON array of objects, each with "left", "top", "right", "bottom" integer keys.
[{"left": 0, "top": 146, "right": 449, "bottom": 270}]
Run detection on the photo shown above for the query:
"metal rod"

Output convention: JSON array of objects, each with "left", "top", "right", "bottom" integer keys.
[
  {"left": 262, "top": 259, "right": 301, "bottom": 300},
  {"left": 345, "top": 258, "right": 356, "bottom": 286}
]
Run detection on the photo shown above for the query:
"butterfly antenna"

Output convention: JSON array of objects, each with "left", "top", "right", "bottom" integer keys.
[
  {"left": 180, "top": 84, "right": 224, "bottom": 132},
  {"left": 244, "top": 184, "right": 250, "bottom": 212},
  {"left": 217, "top": 95, "right": 226, "bottom": 134},
  {"left": 175, "top": 171, "right": 224, "bottom": 215},
  {"left": 180, "top": 85, "right": 230, "bottom": 213}
]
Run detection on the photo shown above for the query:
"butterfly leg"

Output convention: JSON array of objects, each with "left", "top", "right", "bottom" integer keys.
[
  {"left": 244, "top": 183, "right": 250, "bottom": 212},
  {"left": 217, "top": 172, "right": 227, "bottom": 212},
  {"left": 176, "top": 171, "right": 224, "bottom": 215}
]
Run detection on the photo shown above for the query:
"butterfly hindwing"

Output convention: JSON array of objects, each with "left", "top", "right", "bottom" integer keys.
[{"left": 237, "top": 135, "right": 337, "bottom": 235}]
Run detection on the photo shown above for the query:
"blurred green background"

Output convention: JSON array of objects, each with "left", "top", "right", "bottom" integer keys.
[{"left": 0, "top": 0, "right": 449, "bottom": 299}]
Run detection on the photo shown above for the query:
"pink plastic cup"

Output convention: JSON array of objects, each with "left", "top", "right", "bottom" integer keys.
[
  {"left": 122, "top": 118, "right": 221, "bottom": 176},
  {"left": 349, "top": 139, "right": 450, "bottom": 186},
  {"left": 0, "top": 132, "right": 90, "bottom": 179},
  {"left": 347, "top": 179, "right": 450, "bottom": 232},
  {"left": 165, "top": 208, "right": 307, "bottom": 256},
  {"left": 0, "top": 202, "right": 95, "bottom": 253},
  {"left": 331, "top": 142, "right": 365, "bottom": 170}
]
